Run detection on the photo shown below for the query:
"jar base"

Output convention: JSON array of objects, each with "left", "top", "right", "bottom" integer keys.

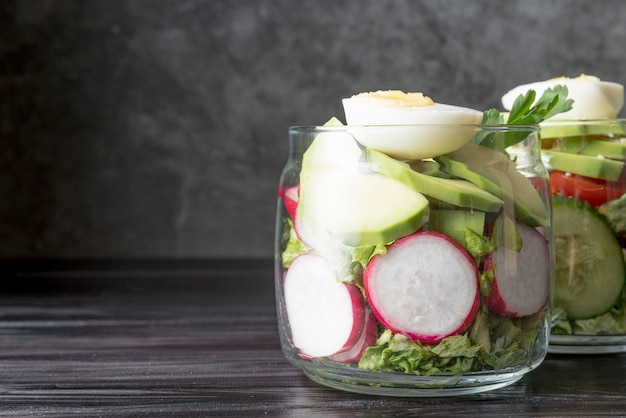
[
  {"left": 549, "top": 335, "right": 626, "bottom": 354},
  {"left": 289, "top": 356, "right": 534, "bottom": 397}
]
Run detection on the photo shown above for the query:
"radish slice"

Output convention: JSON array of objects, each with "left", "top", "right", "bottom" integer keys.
[
  {"left": 293, "top": 213, "right": 319, "bottom": 249},
  {"left": 328, "top": 310, "right": 378, "bottom": 363},
  {"left": 364, "top": 231, "right": 480, "bottom": 344},
  {"left": 483, "top": 221, "right": 550, "bottom": 317},
  {"left": 283, "top": 185, "right": 299, "bottom": 220},
  {"left": 284, "top": 254, "right": 366, "bottom": 358}
]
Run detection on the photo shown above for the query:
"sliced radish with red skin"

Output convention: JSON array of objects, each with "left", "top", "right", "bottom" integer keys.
[
  {"left": 483, "top": 221, "right": 550, "bottom": 317},
  {"left": 284, "top": 254, "right": 366, "bottom": 358},
  {"left": 283, "top": 185, "right": 299, "bottom": 219},
  {"left": 293, "top": 213, "right": 319, "bottom": 249},
  {"left": 328, "top": 310, "right": 378, "bottom": 363},
  {"left": 364, "top": 231, "right": 480, "bottom": 345}
]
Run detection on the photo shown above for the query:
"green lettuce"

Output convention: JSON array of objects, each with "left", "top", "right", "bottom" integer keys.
[
  {"left": 280, "top": 218, "right": 387, "bottom": 284},
  {"left": 598, "top": 193, "right": 626, "bottom": 237},
  {"left": 358, "top": 330, "right": 480, "bottom": 375},
  {"left": 281, "top": 219, "right": 310, "bottom": 268},
  {"left": 358, "top": 309, "right": 545, "bottom": 374}
]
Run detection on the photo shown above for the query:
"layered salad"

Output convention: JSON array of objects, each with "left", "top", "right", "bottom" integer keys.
[
  {"left": 503, "top": 75, "right": 626, "bottom": 337},
  {"left": 277, "top": 88, "right": 570, "bottom": 374}
]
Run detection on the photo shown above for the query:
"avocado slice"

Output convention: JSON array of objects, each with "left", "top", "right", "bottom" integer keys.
[
  {"left": 548, "top": 137, "right": 626, "bottom": 161},
  {"left": 542, "top": 150, "right": 624, "bottom": 181},
  {"left": 436, "top": 143, "right": 550, "bottom": 227},
  {"left": 428, "top": 209, "right": 486, "bottom": 247},
  {"left": 541, "top": 122, "right": 626, "bottom": 140},
  {"left": 366, "top": 148, "right": 503, "bottom": 212},
  {"left": 407, "top": 159, "right": 453, "bottom": 178},
  {"left": 298, "top": 131, "right": 430, "bottom": 247}
]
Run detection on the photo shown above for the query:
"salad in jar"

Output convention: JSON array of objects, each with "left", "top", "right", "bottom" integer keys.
[
  {"left": 502, "top": 75, "right": 626, "bottom": 352},
  {"left": 275, "top": 88, "right": 571, "bottom": 394}
]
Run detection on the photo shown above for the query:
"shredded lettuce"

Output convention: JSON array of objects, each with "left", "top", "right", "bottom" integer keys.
[
  {"left": 463, "top": 214, "right": 522, "bottom": 271},
  {"left": 464, "top": 228, "right": 495, "bottom": 261},
  {"left": 348, "top": 242, "right": 388, "bottom": 269},
  {"left": 280, "top": 218, "right": 387, "bottom": 284},
  {"left": 358, "top": 330, "right": 480, "bottom": 375},
  {"left": 281, "top": 219, "right": 310, "bottom": 268},
  {"left": 598, "top": 193, "right": 626, "bottom": 237},
  {"left": 358, "top": 309, "right": 545, "bottom": 374}
]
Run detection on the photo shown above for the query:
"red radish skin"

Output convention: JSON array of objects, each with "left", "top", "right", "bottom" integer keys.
[
  {"left": 484, "top": 221, "right": 549, "bottom": 317},
  {"left": 283, "top": 185, "right": 299, "bottom": 219},
  {"left": 328, "top": 310, "right": 378, "bottom": 363},
  {"left": 364, "top": 231, "right": 480, "bottom": 345},
  {"left": 284, "top": 254, "right": 366, "bottom": 358},
  {"left": 293, "top": 213, "right": 319, "bottom": 249}
]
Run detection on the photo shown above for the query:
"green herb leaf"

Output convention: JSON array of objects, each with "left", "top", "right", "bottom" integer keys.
[
  {"left": 507, "top": 85, "right": 574, "bottom": 125},
  {"left": 474, "top": 85, "right": 574, "bottom": 152},
  {"left": 481, "top": 108, "right": 505, "bottom": 125},
  {"left": 506, "top": 89, "right": 537, "bottom": 124}
]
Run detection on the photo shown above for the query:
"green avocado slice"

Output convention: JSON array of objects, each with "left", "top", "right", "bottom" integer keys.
[
  {"left": 548, "top": 137, "right": 626, "bottom": 161},
  {"left": 366, "top": 149, "right": 503, "bottom": 212},
  {"left": 542, "top": 150, "right": 624, "bottom": 181},
  {"left": 541, "top": 122, "right": 626, "bottom": 140},
  {"left": 428, "top": 209, "right": 486, "bottom": 247},
  {"left": 298, "top": 131, "right": 430, "bottom": 247},
  {"left": 436, "top": 143, "right": 550, "bottom": 227}
]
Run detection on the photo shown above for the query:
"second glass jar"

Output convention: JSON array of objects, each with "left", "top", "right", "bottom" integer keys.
[{"left": 542, "top": 119, "right": 626, "bottom": 354}]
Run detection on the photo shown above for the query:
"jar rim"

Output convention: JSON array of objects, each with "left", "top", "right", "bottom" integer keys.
[
  {"left": 540, "top": 118, "right": 626, "bottom": 126},
  {"left": 289, "top": 123, "right": 539, "bottom": 132}
]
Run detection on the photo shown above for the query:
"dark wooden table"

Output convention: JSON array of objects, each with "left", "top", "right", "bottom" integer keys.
[{"left": 1, "top": 259, "right": 625, "bottom": 417}]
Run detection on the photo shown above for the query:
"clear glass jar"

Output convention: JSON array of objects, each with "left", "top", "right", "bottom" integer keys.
[
  {"left": 541, "top": 119, "right": 626, "bottom": 354},
  {"left": 275, "top": 124, "right": 552, "bottom": 396}
]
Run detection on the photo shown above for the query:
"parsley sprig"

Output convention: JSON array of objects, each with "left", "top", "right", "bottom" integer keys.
[{"left": 473, "top": 85, "right": 574, "bottom": 152}]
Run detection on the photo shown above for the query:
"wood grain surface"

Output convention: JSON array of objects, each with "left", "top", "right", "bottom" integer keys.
[{"left": 1, "top": 260, "right": 625, "bottom": 417}]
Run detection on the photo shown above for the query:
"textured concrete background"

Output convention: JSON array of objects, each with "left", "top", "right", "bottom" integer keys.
[{"left": 2, "top": 0, "right": 626, "bottom": 259}]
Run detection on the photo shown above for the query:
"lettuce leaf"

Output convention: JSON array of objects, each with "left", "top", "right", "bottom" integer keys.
[
  {"left": 598, "top": 193, "right": 626, "bottom": 236},
  {"left": 281, "top": 219, "right": 310, "bottom": 268},
  {"left": 358, "top": 309, "right": 546, "bottom": 374},
  {"left": 358, "top": 330, "right": 480, "bottom": 375},
  {"left": 280, "top": 218, "right": 388, "bottom": 284}
]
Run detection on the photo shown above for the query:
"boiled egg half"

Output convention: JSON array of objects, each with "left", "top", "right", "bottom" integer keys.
[
  {"left": 501, "top": 75, "right": 624, "bottom": 120},
  {"left": 342, "top": 90, "right": 483, "bottom": 159}
]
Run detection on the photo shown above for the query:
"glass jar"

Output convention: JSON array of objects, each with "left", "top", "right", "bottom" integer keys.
[
  {"left": 541, "top": 119, "right": 626, "bottom": 354},
  {"left": 275, "top": 124, "right": 552, "bottom": 396}
]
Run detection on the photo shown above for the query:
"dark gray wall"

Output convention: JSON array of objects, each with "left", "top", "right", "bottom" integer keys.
[{"left": 2, "top": 0, "right": 625, "bottom": 259}]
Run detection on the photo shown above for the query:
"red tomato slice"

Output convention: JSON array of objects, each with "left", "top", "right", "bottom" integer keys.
[{"left": 550, "top": 170, "right": 626, "bottom": 207}]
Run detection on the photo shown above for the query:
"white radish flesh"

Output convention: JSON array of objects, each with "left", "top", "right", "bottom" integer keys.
[
  {"left": 364, "top": 231, "right": 480, "bottom": 344},
  {"left": 484, "top": 222, "right": 550, "bottom": 317},
  {"left": 284, "top": 254, "right": 366, "bottom": 358}
]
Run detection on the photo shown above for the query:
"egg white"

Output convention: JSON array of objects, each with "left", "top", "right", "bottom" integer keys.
[
  {"left": 501, "top": 76, "right": 624, "bottom": 120},
  {"left": 342, "top": 93, "right": 483, "bottom": 159}
]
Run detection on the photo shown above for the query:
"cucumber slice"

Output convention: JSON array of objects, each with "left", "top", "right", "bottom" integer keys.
[{"left": 552, "top": 195, "right": 626, "bottom": 319}]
